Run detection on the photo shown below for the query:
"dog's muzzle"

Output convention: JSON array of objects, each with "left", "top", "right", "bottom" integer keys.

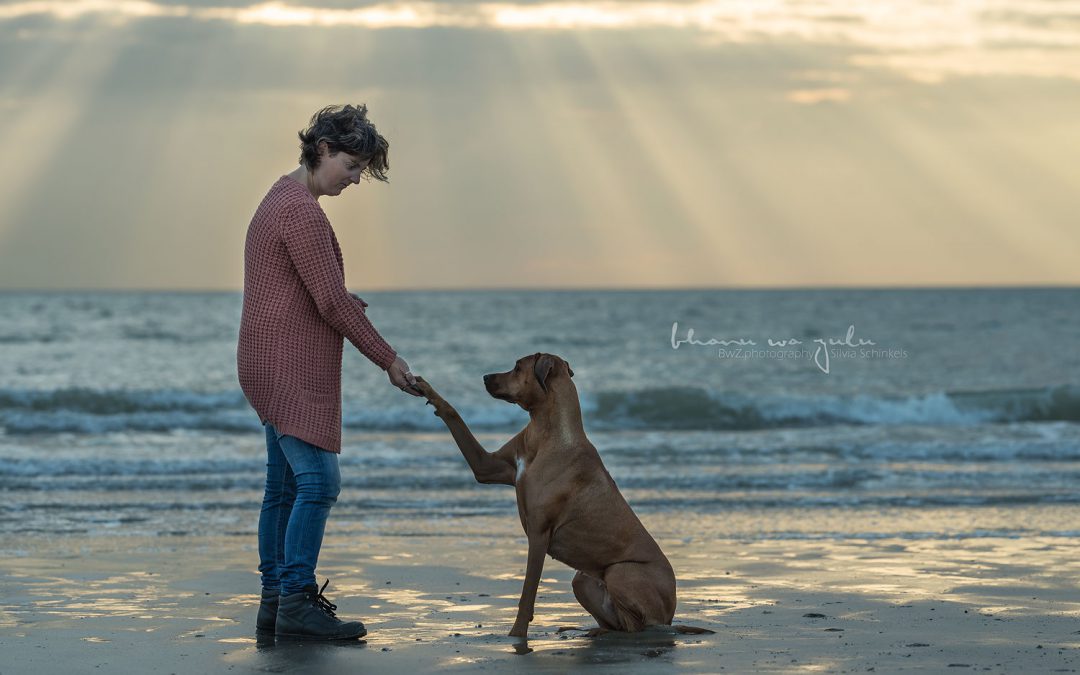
[{"left": 483, "top": 374, "right": 514, "bottom": 402}]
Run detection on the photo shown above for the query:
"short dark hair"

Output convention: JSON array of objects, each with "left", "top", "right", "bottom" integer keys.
[{"left": 298, "top": 104, "right": 389, "bottom": 182}]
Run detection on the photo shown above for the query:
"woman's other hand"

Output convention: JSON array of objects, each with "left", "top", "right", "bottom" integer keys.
[
  {"left": 388, "top": 356, "right": 422, "bottom": 396},
  {"left": 349, "top": 292, "right": 369, "bottom": 309}
]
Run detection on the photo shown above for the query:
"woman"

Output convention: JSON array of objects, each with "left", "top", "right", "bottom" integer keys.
[{"left": 236, "top": 104, "right": 421, "bottom": 640}]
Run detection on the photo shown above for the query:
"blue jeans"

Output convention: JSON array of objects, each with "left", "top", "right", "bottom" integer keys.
[{"left": 258, "top": 423, "right": 341, "bottom": 595}]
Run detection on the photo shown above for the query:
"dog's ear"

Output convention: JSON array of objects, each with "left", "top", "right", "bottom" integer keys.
[
  {"left": 534, "top": 353, "right": 554, "bottom": 392},
  {"left": 565, "top": 360, "right": 574, "bottom": 378}
]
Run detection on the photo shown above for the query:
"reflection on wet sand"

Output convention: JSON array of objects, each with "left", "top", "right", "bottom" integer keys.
[
  {"left": 232, "top": 575, "right": 711, "bottom": 672},
  {"left": 7, "top": 532, "right": 1080, "bottom": 673},
  {"left": 525, "top": 627, "right": 683, "bottom": 664},
  {"left": 242, "top": 630, "right": 368, "bottom": 670}
]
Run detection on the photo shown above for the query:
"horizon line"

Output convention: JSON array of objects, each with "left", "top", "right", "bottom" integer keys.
[{"left": 0, "top": 283, "right": 1077, "bottom": 293}]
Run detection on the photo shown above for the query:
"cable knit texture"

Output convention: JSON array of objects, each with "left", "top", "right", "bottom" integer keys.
[{"left": 237, "top": 175, "right": 397, "bottom": 454}]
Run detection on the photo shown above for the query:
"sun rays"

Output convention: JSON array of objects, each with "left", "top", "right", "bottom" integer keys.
[
  {"left": 0, "top": 1, "right": 1077, "bottom": 288},
  {"left": 0, "top": 15, "right": 128, "bottom": 255}
]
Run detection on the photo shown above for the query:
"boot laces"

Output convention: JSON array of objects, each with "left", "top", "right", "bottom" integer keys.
[{"left": 312, "top": 578, "right": 338, "bottom": 618}]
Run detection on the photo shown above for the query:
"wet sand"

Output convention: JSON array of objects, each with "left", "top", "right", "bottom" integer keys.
[{"left": 4, "top": 531, "right": 1080, "bottom": 673}]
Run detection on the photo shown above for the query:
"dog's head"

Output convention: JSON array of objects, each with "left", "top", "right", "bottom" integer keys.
[{"left": 483, "top": 353, "right": 574, "bottom": 410}]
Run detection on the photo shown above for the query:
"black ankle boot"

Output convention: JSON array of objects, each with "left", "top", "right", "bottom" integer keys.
[
  {"left": 256, "top": 587, "right": 279, "bottom": 632},
  {"left": 275, "top": 578, "right": 366, "bottom": 640}
]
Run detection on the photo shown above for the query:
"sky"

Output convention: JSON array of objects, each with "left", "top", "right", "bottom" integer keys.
[{"left": 0, "top": 0, "right": 1078, "bottom": 290}]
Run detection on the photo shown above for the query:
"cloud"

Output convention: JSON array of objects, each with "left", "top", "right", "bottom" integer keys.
[
  {"left": 786, "top": 87, "right": 852, "bottom": 104},
  {"left": 2, "top": 0, "right": 1079, "bottom": 82},
  {"left": 852, "top": 47, "right": 1080, "bottom": 84}
]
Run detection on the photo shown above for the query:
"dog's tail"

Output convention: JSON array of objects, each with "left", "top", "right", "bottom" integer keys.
[{"left": 671, "top": 624, "right": 716, "bottom": 634}]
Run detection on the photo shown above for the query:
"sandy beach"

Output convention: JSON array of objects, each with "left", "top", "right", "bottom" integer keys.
[{"left": 5, "top": 527, "right": 1080, "bottom": 674}]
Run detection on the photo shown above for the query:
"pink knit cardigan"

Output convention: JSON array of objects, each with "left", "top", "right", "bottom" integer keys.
[{"left": 237, "top": 175, "right": 397, "bottom": 454}]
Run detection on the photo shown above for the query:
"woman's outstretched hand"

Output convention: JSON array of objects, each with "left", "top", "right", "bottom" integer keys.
[{"left": 388, "top": 355, "right": 422, "bottom": 396}]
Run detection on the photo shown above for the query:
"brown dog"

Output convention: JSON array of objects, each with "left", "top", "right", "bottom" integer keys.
[{"left": 413, "top": 353, "right": 681, "bottom": 638}]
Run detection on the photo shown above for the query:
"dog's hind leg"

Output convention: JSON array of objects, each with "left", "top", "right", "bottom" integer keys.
[
  {"left": 601, "top": 561, "right": 676, "bottom": 631},
  {"left": 571, "top": 571, "right": 621, "bottom": 630}
]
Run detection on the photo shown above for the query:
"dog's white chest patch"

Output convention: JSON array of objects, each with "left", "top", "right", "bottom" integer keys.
[{"left": 515, "top": 457, "right": 526, "bottom": 482}]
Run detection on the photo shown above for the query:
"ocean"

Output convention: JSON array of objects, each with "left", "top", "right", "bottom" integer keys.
[{"left": 1, "top": 288, "right": 1078, "bottom": 543}]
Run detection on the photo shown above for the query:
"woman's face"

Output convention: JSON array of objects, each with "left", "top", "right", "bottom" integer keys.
[{"left": 315, "top": 142, "right": 368, "bottom": 197}]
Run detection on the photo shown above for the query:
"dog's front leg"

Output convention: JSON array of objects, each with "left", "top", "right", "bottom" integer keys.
[
  {"left": 414, "top": 377, "right": 517, "bottom": 485},
  {"left": 510, "top": 530, "right": 550, "bottom": 637}
]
